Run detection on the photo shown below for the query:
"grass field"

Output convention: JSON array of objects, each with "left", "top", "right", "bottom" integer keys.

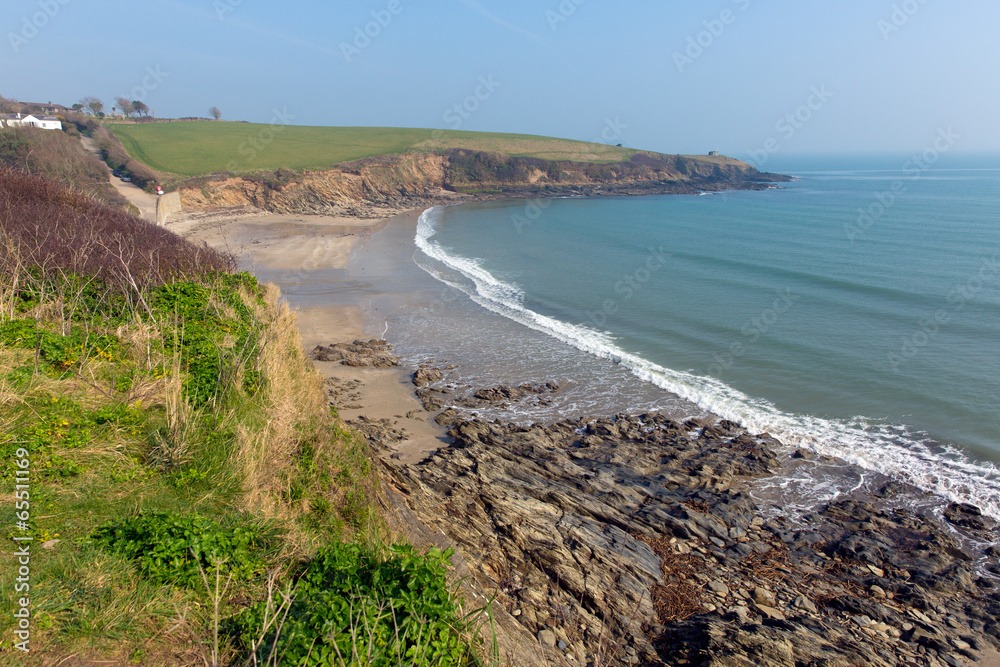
[{"left": 109, "top": 121, "right": 641, "bottom": 176}]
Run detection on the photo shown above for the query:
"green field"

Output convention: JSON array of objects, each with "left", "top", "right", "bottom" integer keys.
[{"left": 109, "top": 121, "right": 641, "bottom": 176}]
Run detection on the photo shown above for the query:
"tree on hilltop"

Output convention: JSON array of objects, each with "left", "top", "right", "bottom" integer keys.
[
  {"left": 115, "top": 97, "right": 134, "bottom": 118},
  {"left": 132, "top": 100, "right": 149, "bottom": 117},
  {"left": 82, "top": 96, "right": 104, "bottom": 116},
  {"left": 209, "top": 106, "right": 222, "bottom": 120}
]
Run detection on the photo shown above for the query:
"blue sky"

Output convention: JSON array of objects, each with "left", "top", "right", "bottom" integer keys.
[{"left": 3, "top": 0, "right": 999, "bottom": 159}]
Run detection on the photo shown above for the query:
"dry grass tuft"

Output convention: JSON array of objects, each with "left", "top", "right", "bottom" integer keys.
[
  {"left": 230, "top": 285, "right": 326, "bottom": 516},
  {"left": 147, "top": 367, "right": 195, "bottom": 470}
]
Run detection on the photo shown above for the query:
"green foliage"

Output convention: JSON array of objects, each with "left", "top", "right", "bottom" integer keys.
[
  {"left": 0, "top": 251, "right": 413, "bottom": 662},
  {"left": 152, "top": 281, "right": 213, "bottom": 320},
  {"left": 0, "top": 391, "right": 152, "bottom": 483},
  {"left": 0, "top": 318, "right": 118, "bottom": 371},
  {"left": 150, "top": 277, "right": 263, "bottom": 408},
  {"left": 90, "top": 513, "right": 270, "bottom": 588},
  {"left": 240, "top": 543, "right": 474, "bottom": 667},
  {"left": 444, "top": 150, "right": 537, "bottom": 186},
  {"left": 243, "top": 166, "right": 302, "bottom": 191}
]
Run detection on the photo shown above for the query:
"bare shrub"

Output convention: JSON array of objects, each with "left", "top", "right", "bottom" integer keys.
[
  {"left": 0, "top": 168, "right": 235, "bottom": 302},
  {"left": 0, "top": 126, "right": 127, "bottom": 207}
]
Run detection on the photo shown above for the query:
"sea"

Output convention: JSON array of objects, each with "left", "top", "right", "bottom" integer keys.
[{"left": 272, "top": 152, "right": 1000, "bottom": 523}]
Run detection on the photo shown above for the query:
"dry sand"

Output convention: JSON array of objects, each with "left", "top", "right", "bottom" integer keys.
[
  {"left": 179, "top": 207, "right": 447, "bottom": 464},
  {"left": 168, "top": 209, "right": 393, "bottom": 271}
]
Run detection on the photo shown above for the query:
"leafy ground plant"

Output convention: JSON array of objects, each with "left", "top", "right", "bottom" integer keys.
[
  {"left": 239, "top": 543, "right": 479, "bottom": 667},
  {"left": 89, "top": 513, "right": 271, "bottom": 588}
]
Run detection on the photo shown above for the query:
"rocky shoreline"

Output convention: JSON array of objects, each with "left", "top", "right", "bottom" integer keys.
[
  {"left": 177, "top": 149, "right": 791, "bottom": 221},
  {"left": 317, "top": 342, "right": 1000, "bottom": 666}
]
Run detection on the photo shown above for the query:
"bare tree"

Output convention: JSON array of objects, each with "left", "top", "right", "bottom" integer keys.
[
  {"left": 82, "top": 96, "right": 104, "bottom": 116},
  {"left": 209, "top": 106, "right": 222, "bottom": 121},
  {"left": 115, "top": 97, "right": 134, "bottom": 118}
]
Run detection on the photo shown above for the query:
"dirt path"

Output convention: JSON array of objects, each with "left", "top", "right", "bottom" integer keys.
[{"left": 79, "top": 135, "right": 159, "bottom": 223}]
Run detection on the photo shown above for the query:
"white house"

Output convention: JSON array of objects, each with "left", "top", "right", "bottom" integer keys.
[{"left": 1, "top": 113, "right": 62, "bottom": 130}]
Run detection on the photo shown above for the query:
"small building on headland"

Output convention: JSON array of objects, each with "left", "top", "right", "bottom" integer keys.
[
  {"left": 23, "top": 102, "right": 72, "bottom": 116},
  {"left": 1, "top": 113, "right": 63, "bottom": 130},
  {"left": 708, "top": 150, "right": 719, "bottom": 156}
]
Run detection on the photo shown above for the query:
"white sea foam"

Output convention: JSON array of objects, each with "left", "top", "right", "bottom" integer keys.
[{"left": 414, "top": 207, "right": 1000, "bottom": 520}]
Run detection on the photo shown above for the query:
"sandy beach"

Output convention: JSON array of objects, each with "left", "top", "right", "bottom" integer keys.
[{"left": 169, "top": 208, "right": 396, "bottom": 271}]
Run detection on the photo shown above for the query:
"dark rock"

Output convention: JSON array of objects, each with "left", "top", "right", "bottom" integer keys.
[
  {"left": 434, "top": 408, "right": 460, "bottom": 427},
  {"left": 415, "top": 388, "right": 445, "bottom": 412},
  {"left": 943, "top": 502, "right": 993, "bottom": 532},
  {"left": 412, "top": 367, "right": 444, "bottom": 387},
  {"left": 311, "top": 339, "right": 400, "bottom": 367},
  {"left": 347, "top": 415, "right": 407, "bottom": 450},
  {"left": 471, "top": 382, "right": 559, "bottom": 404}
]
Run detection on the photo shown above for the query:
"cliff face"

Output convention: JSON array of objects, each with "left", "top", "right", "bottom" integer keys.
[
  {"left": 179, "top": 153, "right": 450, "bottom": 216},
  {"left": 178, "top": 150, "right": 788, "bottom": 217}
]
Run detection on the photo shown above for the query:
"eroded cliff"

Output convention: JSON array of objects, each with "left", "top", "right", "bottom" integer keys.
[{"left": 178, "top": 149, "right": 788, "bottom": 217}]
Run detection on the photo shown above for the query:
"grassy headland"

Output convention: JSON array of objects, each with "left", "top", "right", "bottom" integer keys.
[
  {"left": 0, "top": 168, "right": 485, "bottom": 665},
  {"left": 108, "top": 122, "right": 642, "bottom": 176},
  {"left": 109, "top": 122, "right": 667, "bottom": 177}
]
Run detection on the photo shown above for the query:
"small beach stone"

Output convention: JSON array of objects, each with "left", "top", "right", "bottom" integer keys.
[
  {"left": 537, "top": 629, "right": 556, "bottom": 648},
  {"left": 794, "top": 595, "right": 818, "bottom": 613},
  {"left": 752, "top": 586, "right": 775, "bottom": 605},
  {"left": 708, "top": 579, "right": 729, "bottom": 597},
  {"left": 754, "top": 604, "right": 785, "bottom": 621}
]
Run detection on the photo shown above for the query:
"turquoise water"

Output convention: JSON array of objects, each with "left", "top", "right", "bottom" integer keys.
[{"left": 409, "top": 154, "right": 1000, "bottom": 518}]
